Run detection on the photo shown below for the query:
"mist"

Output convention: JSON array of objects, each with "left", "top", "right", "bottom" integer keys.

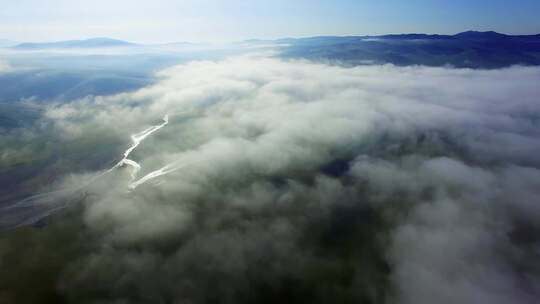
[{"left": 1, "top": 55, "right": 540, "bottom": 303}]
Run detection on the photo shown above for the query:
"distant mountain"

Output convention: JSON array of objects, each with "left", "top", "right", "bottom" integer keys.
[
  {"left": 453, "top": 30, "right": 508, "bottom": 40},
  {"left": 266, "top": 31, "right": 540, "bottom": 43},
  {"left": 365, "top": 33, "right": 452, "bottom": 40},
  {"left": 275, "top": 31, "right": 540, "bottom": 69},
  {"left": 13, "top": 38, "right": 136, "bottom": 49},
  {"left": 361, "top": 31, "right": 540, "bottom": 41}
]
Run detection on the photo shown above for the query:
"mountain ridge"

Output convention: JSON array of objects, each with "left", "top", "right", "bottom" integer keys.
[
  {"left": 12, "top": 37, "right": 137, "bottom": 49},
  {"left": 281, "top": 31, "right": 540, "bottom": 42},
  {"left": 276, "top": 31, "right": 540, "bottom": 69}
]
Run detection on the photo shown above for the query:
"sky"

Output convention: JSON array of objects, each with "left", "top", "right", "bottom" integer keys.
[{"left": 1, "top": 0, "right": 540, "bottom": 43}]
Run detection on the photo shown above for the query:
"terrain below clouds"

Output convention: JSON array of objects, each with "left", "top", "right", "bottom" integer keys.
[{"left": 1, "top": 56, "right": 540, "bottom": 304}]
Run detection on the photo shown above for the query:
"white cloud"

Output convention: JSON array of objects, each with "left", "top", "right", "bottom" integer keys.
[{"left": 3, "top": 56, "right": 540, "bottom": 303}]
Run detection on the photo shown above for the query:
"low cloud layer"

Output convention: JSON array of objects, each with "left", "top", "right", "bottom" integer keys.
[{"left": 1, "top": 56, "right": 540, "bottom": 303}]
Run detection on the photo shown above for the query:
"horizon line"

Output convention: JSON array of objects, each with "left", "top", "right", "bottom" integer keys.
[{"left": 4, "top": 30, "right": 540, "bottom": 46}]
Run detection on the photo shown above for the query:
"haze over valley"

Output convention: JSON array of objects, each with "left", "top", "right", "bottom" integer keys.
[{"left": 1, "top": 1, "right": 540, "bottom": 303}]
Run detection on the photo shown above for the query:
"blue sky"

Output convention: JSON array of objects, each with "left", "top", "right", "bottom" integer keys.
[{"left": 1, "top": 0, "right": 539, "bottom": 43}]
